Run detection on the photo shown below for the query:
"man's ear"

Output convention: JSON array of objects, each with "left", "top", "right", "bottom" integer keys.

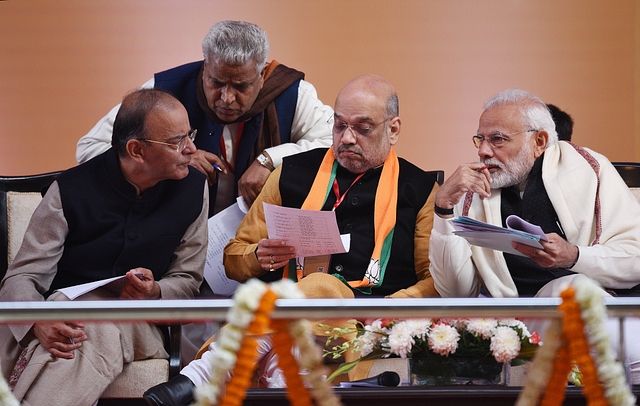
[
  {"left": 388, "top": 117, "right": 401, "bottom": 146},
  {"left": 532, "top": 130, "right": 548, "bottom": 158},
  {"left": 126, "top": 139, "right": 146, "bottom": 163},
  {"left": 257, "top": 64, "right": 268, "bottom": 90}
]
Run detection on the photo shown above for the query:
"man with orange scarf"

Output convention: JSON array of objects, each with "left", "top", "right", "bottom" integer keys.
[{"left": 143, "top": 74, "right": 440, "bottom": 406}]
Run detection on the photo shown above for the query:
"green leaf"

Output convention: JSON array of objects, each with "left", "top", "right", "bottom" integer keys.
[{"left": 325, "top": 349, "right": 390, "bottom": 382}]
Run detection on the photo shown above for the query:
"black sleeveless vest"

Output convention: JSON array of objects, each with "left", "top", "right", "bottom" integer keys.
[
  {"left": 50, "top": 149, "right": 206, "bottom": 294},
  {"left": 276, "top": 148, "right": 437, "bottom": 297}
]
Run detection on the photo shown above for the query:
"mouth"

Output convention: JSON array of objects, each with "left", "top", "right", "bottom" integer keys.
[
  {"left": 481, "top": 161, "right": 502, "bottom": 173},
  {"left": 338, "top": 147, "right": 363, "bottom": 159},
  {"left": 215, "top": 106, "right": 237, "bottom": 116}
]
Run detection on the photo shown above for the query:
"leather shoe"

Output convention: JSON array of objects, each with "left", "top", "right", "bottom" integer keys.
[{"left": 143, "top": 374, "right": 195, "bottom": 406}]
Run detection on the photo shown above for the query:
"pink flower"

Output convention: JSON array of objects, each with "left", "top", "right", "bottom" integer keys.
[{"left": 529, "top": 332, "right": 541, "bottom": 345}]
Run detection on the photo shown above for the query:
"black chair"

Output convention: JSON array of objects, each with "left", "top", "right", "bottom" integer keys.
[
  {"left": 612, "top": 162, "right": 640, "bottom": 188},
  {"left": 610, "top": 163, "right": 640, "bottom": 296},
  {"left": 427, "top": 170, "right": 444, "bottom": 186},
  {"left": 0, "top": 171, "right": 182, "bottom": 398},
  {"left": 0, "top": 171, "right": 61, "bottom": 280}
]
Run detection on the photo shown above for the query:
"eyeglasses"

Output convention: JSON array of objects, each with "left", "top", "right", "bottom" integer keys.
[
  {"left": 141, "top": 129, "right": 197, "bottom": 152},
  {"left": 472, "top": 129, "right": 538, "bottom": 149},
  {"left": 328, "top": 116, "right": 393, "bottom": 138}
]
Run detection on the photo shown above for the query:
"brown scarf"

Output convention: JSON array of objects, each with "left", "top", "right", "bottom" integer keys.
[{"left": 196, "top": 60, "right": 305, "bottom": 163}]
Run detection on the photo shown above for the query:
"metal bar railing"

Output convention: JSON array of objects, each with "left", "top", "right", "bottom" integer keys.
[
  {"left": 2, "top": 297, "right": 639, "bottom": 384},
  {"left": 0, "top": 297, "right": 639, "bottom": 323}
]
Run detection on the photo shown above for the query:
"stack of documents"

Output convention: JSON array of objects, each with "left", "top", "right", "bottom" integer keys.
[{"left": 452, "top": 215, "right": 547, "bottom": 256}]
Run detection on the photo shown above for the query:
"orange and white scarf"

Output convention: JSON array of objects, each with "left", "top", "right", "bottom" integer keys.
[{"left": 301, "top": 148, "right": 399, "bottom": 294}]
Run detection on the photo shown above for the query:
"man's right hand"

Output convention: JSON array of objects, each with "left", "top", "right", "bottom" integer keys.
[
  {"left": 33, "top": 321, "right": 87, "bottom": 359},
  {"left": 189, "top": 149, "right": 227, "bottom": 186},
  {"left": 434, "top": 162, "right": 492, "bottom": 216}
]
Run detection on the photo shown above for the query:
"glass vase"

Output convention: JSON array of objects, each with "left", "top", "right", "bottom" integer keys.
[{"left": 408, "top": 354, "right": 509, "bottom": 386}]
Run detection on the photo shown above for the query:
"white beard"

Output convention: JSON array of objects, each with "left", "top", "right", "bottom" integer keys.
[{"left": 484, "top": 142, "right": 535, "bottom": 189}]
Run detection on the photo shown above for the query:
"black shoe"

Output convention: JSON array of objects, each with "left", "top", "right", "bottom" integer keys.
[{"left": 143, "top": 374, "right": 196, "bottom": 406}]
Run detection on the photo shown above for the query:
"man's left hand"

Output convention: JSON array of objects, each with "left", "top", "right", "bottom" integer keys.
[
  {"left": 511, "top": 233, "right": 579, "bottom": 269},
  {"left": 238, "top": 160, "right": 272, "bottom": 207},
  {"left": 120, "top": 268, "right": 161, "bottom": 299}
]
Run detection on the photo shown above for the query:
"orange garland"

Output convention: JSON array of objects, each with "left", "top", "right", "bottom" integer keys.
[
  {"left": 540, "top": 344, "right": 572, "bottom": 406},
  {"left": 219, "top": 289, "right": 278, "bottom": 406},
  {"left": 539, "top": 286, "right": 608, "bottom": 406},
  {"left": 216, "top": 287, "right": 327, "bottom": 406},
  {"left": 271, "top": 319, "right": 315, "bottom": 406}
]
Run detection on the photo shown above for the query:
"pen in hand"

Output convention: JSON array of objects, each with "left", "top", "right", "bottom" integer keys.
[{"left": 213, "top": 163, "right": 223, "bottom": 173}]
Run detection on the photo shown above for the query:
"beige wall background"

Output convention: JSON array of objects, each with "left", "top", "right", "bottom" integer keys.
[{"left": 1, "top": 0, "right": 639, "bottom": 178}]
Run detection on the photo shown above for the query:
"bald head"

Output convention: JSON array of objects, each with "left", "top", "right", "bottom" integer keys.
[
  {"left": 332, "top": 74, "right": 401, "bottom": 173},
  {"left": 336, "top": 74, "right": 398, "bottom": 118},
  {"left": 112, "top": 89, "right": 184, "bottom": 157}
]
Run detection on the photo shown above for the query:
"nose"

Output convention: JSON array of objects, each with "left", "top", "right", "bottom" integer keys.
[
  {"left": 183, "top": 136, "right": 197, "bottom": 155},
  {"left": 477, "top": 139, "right": 494, "bottom": 160},
  {"left": 340, "top": 126, "right": 358, "bottom": 145},
  {"left": 220, "top": 85, "right": 235, "bottom": 104}
]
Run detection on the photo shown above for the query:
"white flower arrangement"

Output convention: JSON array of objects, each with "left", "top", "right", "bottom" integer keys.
[
  {"left": 357, "top": 318, "right": 538, "bottom": 361},
  {"left": 325, "top": 317, "right": 540, "bottom": 381}
]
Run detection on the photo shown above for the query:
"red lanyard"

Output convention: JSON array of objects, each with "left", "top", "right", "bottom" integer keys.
[
  {"left": 332, "top": 173, "right": 364, "bottom": 210},
  {"left": 218, "top": 122, "right": 244, "bottom": 174}
]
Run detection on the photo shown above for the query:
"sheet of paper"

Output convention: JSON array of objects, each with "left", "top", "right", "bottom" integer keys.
[
  {"left": 263, "top": 203, "right": 349, "bottom": 257},
  {"left": 204, "top": 201, "right": 244, "bottom": 296},
  {"left": 56, "top": 275, "right": 128, "bottom": 300},
  {"left": 452, "top": 215, "right": 545, "bottom": 256}
]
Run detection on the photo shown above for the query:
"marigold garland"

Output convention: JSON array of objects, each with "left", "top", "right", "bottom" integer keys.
[
  {"left": 0, "top": 372, "right": 18, "bottom": 406},
  {"left": 193, "top": 279, "right": 344, "bottom": 406},
  {"left": 219, "top": 289, "right": 277, "bottom": 406},
  {"left": 517, "top": 280, "right": 636, "bottom": 406},
  {"left": 540, "top": 345, "right": 572, "bottom": 406},
  {"left": 271, "top": 319, "right": 314, "bottom": 406}
]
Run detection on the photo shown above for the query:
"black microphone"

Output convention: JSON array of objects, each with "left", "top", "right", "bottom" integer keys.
[{"left": 349, "top": 371, "right": 400, "bottom": 387}]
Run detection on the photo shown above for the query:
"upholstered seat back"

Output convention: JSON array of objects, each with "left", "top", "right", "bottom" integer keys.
[{"left": 6, "top": 191, "right": 43, "bottom": 267}]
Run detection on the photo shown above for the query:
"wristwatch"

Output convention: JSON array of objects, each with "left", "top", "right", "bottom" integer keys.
[{"left": 256, "top": 152, "right": 275, "bottom": 171}]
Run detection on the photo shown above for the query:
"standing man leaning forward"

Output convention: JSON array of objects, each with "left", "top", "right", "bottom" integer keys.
[
  {"left": 0, "top": 88, "right": 208, "bottom": 406},
  {"left": 143, "top": 74, "right": 440, "bottom": 406},
  {"left": 76, "top": 20, "right": 333, "bottom": 214},
  {"left": 429, "top": 88, "right": 640, "bottom": 382}
]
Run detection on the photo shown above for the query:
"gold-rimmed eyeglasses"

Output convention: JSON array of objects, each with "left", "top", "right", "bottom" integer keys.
[
  {"left": 472, "top": 129, "right": 538, "bottom": 149},
  {"left": 142, "top": 129, "right": 197, "bottom": 152},
  {"left": 328, "top": 116, "right": 393, "bottom": 138}
]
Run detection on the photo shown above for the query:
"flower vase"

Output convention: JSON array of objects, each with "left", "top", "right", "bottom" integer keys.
[{"left": 409, "top": 354, "right": 509, "bottom": 386}]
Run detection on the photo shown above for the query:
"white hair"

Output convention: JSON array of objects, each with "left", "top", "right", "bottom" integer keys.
[
  {"left": 484, "top": 89, "right": 558, "bottom": 146},
  {"left": 202, "top": 20, "right": 269, "bottom": 74}
]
